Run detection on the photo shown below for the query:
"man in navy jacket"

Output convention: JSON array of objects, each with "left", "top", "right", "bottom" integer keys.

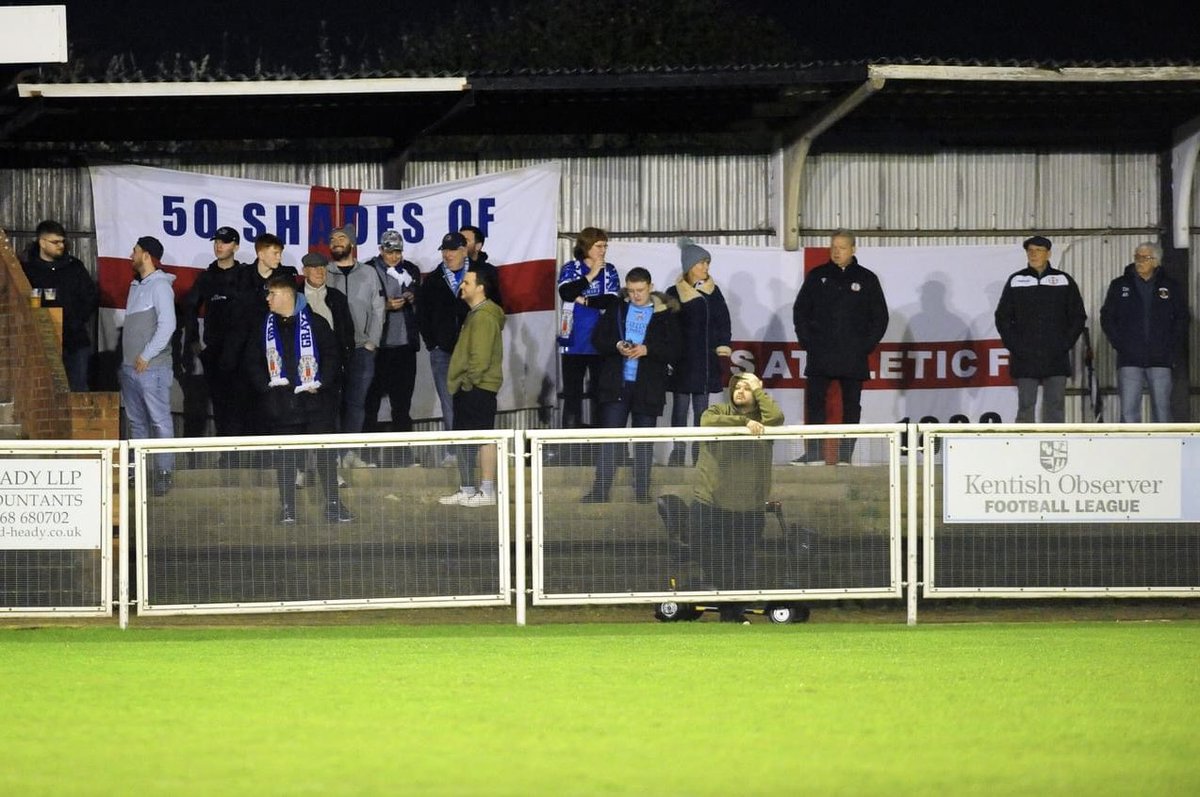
[{"left": 1100, "top": 242, "right": 1188, "bottom": 422}]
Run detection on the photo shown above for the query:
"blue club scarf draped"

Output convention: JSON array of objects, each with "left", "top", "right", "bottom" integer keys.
[{"left": 265, "top": 308, "right": 322, "bottom": 394}]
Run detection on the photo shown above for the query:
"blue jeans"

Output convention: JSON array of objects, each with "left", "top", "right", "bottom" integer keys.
[
  {"left": 1117, "top": 366, "right": 1172, "bottom": 422},
  {"left": 119, "top": 364, "right": 175, "bottom": 473},
  {"left": 429, "top": 347, "right": 454, "bottom": 433},
  {"left": 340, "top": 347, "right": 376, "bottom": 434},
  {"left": 670, "top": 392, "right": 711, "bottom": 428},
  {"left": 1016, "top": 376, "right": 1066, "bottom": 423},
  {"left": 592, "top": 382, "right": 658, "bottom": 497},
  {"left": 64, "top": 347, "right": 90, "bottom": 392}
]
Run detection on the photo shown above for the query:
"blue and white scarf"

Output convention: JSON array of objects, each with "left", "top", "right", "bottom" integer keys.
[{"left": 265, "top": 308, "right": 322, "bottom": 394}]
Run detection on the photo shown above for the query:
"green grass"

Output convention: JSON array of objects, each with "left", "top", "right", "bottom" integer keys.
[{"left": 2, "top": 622, "right": 1198, "bottom": 796}]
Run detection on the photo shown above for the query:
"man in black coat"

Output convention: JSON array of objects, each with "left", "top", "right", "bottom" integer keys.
[
  {"left": 582, "top": 267, "right": 681, "bottom": 503},
  {"left": 243, "top": 274, "right": 352, "bottom": 524},
  {"left": 994, "top": 235, "right": 1087, "bottom": 423},
  {"left": 179, "top": 226, "right": 256, "bottom": 439},
  {"left": 791, "top": 229, "right": 889, "bottom": 465},
  {"left": 21, "top": 219, "right": 98, "bottom": 391}
]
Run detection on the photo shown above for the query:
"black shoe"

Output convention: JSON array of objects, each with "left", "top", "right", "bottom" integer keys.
[
  {"left": 152, "top": 471, "right": 173, "bottom": 496},
  {"left": 278, "top": 504, "right": 297, "bottom": 524},
  {"left": 326, "top": 501, "right": 354, "bottom": 523},
  {"left": 719, "top": 605, "right": 749, "bottom": 624},
  {"left": 667, "top": 448, "right": 685, "bottom": 467},
  {"left": 581, "top": 488, "right": 609, "bottom": 504}
]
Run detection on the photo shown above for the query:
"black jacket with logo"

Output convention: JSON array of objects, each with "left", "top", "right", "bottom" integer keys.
[{"left": 1100, "top": 264, "right": 1188, "bottom": 369}]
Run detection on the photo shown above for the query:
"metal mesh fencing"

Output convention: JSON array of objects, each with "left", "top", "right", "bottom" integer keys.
[
  {"left": 134, "top": 433, "right": 512, "bottom": 613},
  {"left": 530, "top": 427, "right": 902, "bottom": 604},
  {"left": 923, "top": 426, "right": 1200, "bottom": 597},
  {"left": 0, "top": 445, "right": 113, "bottom": 615}
]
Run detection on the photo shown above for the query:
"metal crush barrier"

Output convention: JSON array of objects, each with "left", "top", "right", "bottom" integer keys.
[
  {"left": 132, "top": 431, "right": 513, "bottom": 615},
  {"left": 921, "top": 423, "right": 1200, "bottom": 598},
  {"left": 0, "top": 440, "right": 116, "bottom": 617},
  {"left": 526, "top": 425, "right": 905, "bottom": 610}
]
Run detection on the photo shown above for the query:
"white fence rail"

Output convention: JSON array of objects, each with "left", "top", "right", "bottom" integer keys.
[
  {"left": 921, "top": 423, "right": 1200, "bottom": 599},
  {"left": 0, "top": 440, "right": 117, "bottom": 617}
]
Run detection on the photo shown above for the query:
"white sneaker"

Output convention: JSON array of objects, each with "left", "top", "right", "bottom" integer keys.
[
  {"left": 342, "top": 452, "right": 376, "bottom": 469},
  {"left": 438, "top": 490, "right": 470, "bottom": 505},
  {"left": 294, "top": 471, "right": 306, "bottom": 488},
  {"left": 460, "top": 491, "right": 497, "bottom": 508},
  {"left": 337, "top": 474, "right": 348, "bottom": 489}
]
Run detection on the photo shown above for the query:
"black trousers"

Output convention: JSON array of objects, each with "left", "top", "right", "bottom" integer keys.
[
  {"left": 690, "top": 501, "right": 764, "bottom": 591},
  {"left": 271, "top": 421, "right": 338, "bottom": 508},
  {"left": 560, "top": 353, "right": 602, "bottom": 427},
  {"left": 804, "top": 374, "right": 863, "bottom": 462},
  {"left": 364, "top": 347, "right": 418, "bottom": 433}
]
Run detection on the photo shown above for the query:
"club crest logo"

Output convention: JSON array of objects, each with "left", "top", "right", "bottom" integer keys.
[{"left": 1039, "top": 440, "right": 1068, "bottom": 473}]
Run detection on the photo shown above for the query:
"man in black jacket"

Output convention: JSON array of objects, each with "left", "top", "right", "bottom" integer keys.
[
  {"left": 994, "top": 235, "right": 1087, "bottom": 423},
  {"left": 460, "top": 224, "right": 504, "bottom": 311},
  {"left": 417, "top": 232, "right": 472, "bottom": 446},
  {"left": 21, "top": 220, "right": 98, "bottom": 391},
  {"left": 582, "top": 268, "right": 681, "bottom": 503},
  {"left": 179, "top": 226, "right": 255, "bottom": 439},
  {"left": 791, "top": 230, "right": 889, "bottom": 465},
  {"left": 244, "top": 274, "right": 352, "bottom": 524},
  {"left": 1100, "top": 242, "right": 1188, "bottom": 422}
]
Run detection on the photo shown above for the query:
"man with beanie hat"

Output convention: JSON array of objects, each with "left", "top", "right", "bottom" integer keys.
[
  {"left": 791, "top": 230, "right": 888, "bottom": 465},
  {"left": 995, "top": 235, "right": 1087, "bottom": 422},
  {"left": 364, "top": 230, "right": 422, "bottom": 465},
  {"left": 692, "top": 372, "right": 784, "bottom": 621},
  {"left": 325, "top": 224, "right": 385, "bottom": 468},
  {"left": 20, "top": 220, "right": 98, "bottom": 392},
  {"left": 121, "top": 236, "right": 176, "bottom": 496},
  {"left": 666, "top": 238, "right": 732, "bottom": 466}
]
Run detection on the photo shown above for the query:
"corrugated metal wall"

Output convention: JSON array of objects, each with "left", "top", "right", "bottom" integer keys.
[{"left": 3, "top": 147, "right": 1198, "bottom": 421}]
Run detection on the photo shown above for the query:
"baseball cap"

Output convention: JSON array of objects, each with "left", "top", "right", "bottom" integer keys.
[
  {"left": 438, "top": 231, "right": 467, "bottom": 250},
  {"left": 379, "top": 230, "right": 404, "bottom": 252},
  {"left": 212, "top": 226, "right": 240, "bottom": 244}
]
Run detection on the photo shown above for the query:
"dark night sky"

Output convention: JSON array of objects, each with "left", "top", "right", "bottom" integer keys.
[{"left": 8, "top": 0, "right": 1200, "bottom": 68}]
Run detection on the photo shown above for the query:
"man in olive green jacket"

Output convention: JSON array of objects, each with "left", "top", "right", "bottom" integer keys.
[
  {"left": 440, "top": 267, "right": 506, "bottom": 508},
  {"left": 692, "top": 372, "right": 784, "bottom": 619}
]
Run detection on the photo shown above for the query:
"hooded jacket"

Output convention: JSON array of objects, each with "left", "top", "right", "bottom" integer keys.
[
  {"left": 694, "top": 377, "right": 785, "bottom": 512},
  {"left": 121, "top": 268, "right": 177, "bottom": 369},
  {"left": 665, "top": 275, "right": 732, "bottom": 394},
  {"left": 1100, "top": 263, "right": 1188, "bottom": 369},
  {"left": 325, "top": 260, "right": 385, "bottom": 349},
  {"left": 21, "top": 246, "right": 97, "bottom": 353},
  {"left": 590, "top": 291, "right": 682, "bottom": 416},
  {"left": 448, "top": 299, "right": 505, "bottom": 394},
  {"left": 792, "top": 258, "right": 889, "bottom": 380},
  {"left": 180, "top": 259, "right": 254, "bottom": 370}
]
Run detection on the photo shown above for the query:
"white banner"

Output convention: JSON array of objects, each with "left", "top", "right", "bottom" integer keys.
[
  {"left": 0, "top": 460, "right": 105, "bottom": 550},
  {"left": 943, "top": 435, "right": 1188, "bottom": 523},
  {"left": 90, "top": 162, "right": 562, "bottom": 415},
  {"left": 607, "top": 241, "right": 1025, "bottom": 425}
]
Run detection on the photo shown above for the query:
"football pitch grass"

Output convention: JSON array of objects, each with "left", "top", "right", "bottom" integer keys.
[{"left": 3, "top": 620, "right": 1198, "bottom": 796}]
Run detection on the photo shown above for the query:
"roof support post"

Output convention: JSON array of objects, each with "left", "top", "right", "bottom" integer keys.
[
  {"left": 780, "top": 77, "right": 884, "bottom": 251},
  {"left": 1171, "top": 115, "right": 1200, "bottom": 250}
]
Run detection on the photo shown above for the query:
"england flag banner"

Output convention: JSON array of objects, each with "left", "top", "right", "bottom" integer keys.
[
  {"left": 90, "top": 162, "right": 561, "bottom": 416},
  {"left": 606, "top": 241, "right": 1022, "bottom": 426}
]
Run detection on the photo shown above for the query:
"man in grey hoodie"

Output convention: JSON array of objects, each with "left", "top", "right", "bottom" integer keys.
[
  {"left": 325, "top": 224, "right": 385, "bottom": 468},
  {"left": 120, "top": 236, "right": 177, "bottom": 496}
]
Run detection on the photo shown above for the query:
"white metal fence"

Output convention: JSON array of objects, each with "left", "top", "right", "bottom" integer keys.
[
  {"left": 921, "top": 423, "right": 1200, "bottom": 599},
  {"left": 0, "top": 440, "right": 117, "bottom": 617},
  {"left": 4, "top": 423, "right": 1200, "bottom": 625}
]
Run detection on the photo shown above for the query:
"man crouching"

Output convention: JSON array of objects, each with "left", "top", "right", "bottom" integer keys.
[{"left": 693, "top": 372, "right": 784, "bottom": 621}]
